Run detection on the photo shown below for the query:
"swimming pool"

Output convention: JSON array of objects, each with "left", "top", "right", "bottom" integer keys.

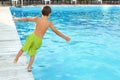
[{"left": 10, "top": 5, "right": 120, "bottom": 80}]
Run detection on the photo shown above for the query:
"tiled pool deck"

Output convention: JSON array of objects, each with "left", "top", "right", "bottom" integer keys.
[{"left": 0, "top": 7, "right": 34, "bottom": 80}]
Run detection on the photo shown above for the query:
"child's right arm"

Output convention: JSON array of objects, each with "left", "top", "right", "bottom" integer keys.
[{"left": 49, "top": 22, "right": 70, "bottom": 42}]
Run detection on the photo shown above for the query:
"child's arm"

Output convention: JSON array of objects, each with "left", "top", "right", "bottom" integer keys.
[
  {"left": 49, "top": 22, "right": 70, "bottom": 42},
  {"left": 13, "top": 17, "right": 38, "bottom": 22}
]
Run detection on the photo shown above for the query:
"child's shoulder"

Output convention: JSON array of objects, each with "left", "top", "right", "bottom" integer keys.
[
  {"left": 48, "top": 21, "right": 54, "bottom": 27},
  {"left": 35, "top": 16, "right": 43, "bottom": 21},
  {"left": 47, "top": 21, "right": 52, "bottom": 25},
  {"left": 32, "top": 16, "right": 40, "bottom": 21}
]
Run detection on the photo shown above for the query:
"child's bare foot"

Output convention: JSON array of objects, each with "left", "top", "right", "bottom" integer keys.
[
  {"left": 27, "top": 67, "right": 32, "bottom": 72},
  {"left": 13, "top": 58, "right": 18, "bottom": 63}
]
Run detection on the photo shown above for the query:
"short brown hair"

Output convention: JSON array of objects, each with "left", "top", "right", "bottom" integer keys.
[{"left": 41, "top": 6, "right": 51, "bottom": 16}]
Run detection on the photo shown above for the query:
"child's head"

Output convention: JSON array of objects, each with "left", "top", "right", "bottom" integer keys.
[{"left": 41, "top": 6, "right": 51, "bottom": 17}]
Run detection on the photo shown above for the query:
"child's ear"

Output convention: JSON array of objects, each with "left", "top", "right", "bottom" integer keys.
[{"left": 48, "top": 14, "right": 51, "bottom": 17}]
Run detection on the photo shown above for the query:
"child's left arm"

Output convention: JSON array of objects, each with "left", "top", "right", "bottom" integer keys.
[{"left": 13, "top": 17, "right": 38, "bottom": 22}]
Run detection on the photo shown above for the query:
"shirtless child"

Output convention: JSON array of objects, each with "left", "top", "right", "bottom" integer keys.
[{"left": 13, "top": 6, "right": 70, "bottom": 72}]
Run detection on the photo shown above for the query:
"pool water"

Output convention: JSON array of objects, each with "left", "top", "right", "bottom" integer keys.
[{"left": 10, "top": 6, "right": 120, "bottom": 80}]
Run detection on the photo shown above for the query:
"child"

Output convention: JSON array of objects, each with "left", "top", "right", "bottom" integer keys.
[{"left": 13, "top": 6, "right": 70, "bottom": 72}]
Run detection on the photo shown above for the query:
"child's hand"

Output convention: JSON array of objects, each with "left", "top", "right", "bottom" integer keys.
[
  {"left": 65, "top": 36, "right": 71, "bottom": 42},
  {"left": 13, "top": 18, "right": 18, "bottom": 22}
]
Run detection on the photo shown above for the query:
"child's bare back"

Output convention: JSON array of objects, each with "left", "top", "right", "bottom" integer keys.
[{"left": 34, "top": 17, "right": 50, "bottom": 38}]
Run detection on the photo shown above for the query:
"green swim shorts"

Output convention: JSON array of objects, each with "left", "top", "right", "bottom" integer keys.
[{"left": 22, "top": 33, "right": 42, "bottom": 56}]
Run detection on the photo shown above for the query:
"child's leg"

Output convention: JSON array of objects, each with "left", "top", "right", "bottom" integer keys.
[
  {"left": 14, "top": 49, "right": 23, "bottom": 63},
  {"left": 27, "top": 56, "right": 35, "bottom": 72}
]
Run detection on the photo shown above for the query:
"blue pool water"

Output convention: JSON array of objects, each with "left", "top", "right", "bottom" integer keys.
[{"left": 10, "top": 6, "right": 120, "bottom": 80}]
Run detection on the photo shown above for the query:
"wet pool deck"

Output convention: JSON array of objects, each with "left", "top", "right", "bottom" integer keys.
[{"left": 0, "top": 7, "right": 34, "bottom": 80}]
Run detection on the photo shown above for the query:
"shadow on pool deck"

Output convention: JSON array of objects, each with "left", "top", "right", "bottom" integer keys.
[{"left": 0, "top": 7, "right": 34, "bottom": 80}]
